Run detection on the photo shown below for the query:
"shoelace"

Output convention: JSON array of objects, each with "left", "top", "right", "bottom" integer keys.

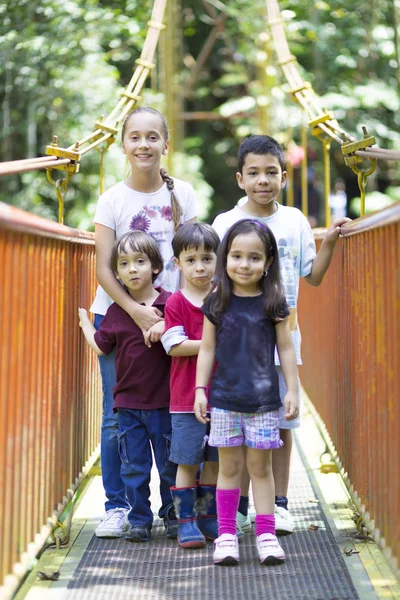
[{"left": 102, "top": 508, "right": 127, "bottom": 526}]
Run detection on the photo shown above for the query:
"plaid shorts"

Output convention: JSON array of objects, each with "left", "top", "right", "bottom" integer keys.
[{"left": 208, "top": 407, "right": 283, "bottom": 450}]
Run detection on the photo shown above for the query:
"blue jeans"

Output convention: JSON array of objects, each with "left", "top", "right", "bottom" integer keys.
[
  {"left": 94, "top": 314, "right": 129, "bottom": 511},
  {"left": 117, "top": 408, "right": 177, "bottom": 528}
]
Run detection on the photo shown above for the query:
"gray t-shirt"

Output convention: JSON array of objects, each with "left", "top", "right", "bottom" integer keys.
[{"left": 203, "top": 293, "right": 289, "bottom": 413}]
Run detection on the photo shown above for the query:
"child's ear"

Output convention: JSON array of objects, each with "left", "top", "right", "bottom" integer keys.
[
  {"left": 153, "top": 268, "right": 160, "bottom": 276},
  {"left": 265, "top": 257, "right": 274, "bottom": 270},
  {"left": 236, "top": 172, "right": 245, "bottom": 190},
  {"left": 280, "top": 170, "right": 287, "bottom": 189},
  {"left": 173, "top": 257, "right": 182, "bottom": 270},
  {"left": 162, "top": 140, "right": 170, "bottom": 155}
]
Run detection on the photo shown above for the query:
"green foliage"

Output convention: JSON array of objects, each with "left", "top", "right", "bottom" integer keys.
[{"left": 1, "top": 0, "right": 400, "bottom": 227}]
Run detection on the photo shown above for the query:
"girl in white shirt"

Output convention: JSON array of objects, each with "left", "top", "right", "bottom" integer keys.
[{"left": 89, "top": 107, "right": 197, "bottom": 539}]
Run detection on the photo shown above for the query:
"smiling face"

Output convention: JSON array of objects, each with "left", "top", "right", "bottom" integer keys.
[
  {"left": 175, "top": 244, "right": 217, "bottom": 291},
  {"left": 236, "top": 152, "right": 287, "bottom": 217},
  {"left": 226, "top": 231, "right": 272, "bottom": 295},
  {"left": 122, "top": 112, "right": 169, "bottom": 173},
  {"left": 116, "top": 248, "right": 159, "bottom": 296}
]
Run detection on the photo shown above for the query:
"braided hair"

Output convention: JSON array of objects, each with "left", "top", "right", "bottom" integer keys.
[{"left": 122, "top": 107, "right": 182, "bottom": 232}]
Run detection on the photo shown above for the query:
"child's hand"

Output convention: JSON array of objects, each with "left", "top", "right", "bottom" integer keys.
[
  {"left": 78, "top": 308, "right": 90, "bottom": 328},
  {"left": 143, "top": 320, "right": 165, "bottom": 347},
  {"left": 194, "top": 392, "right": 210, "bottom": 424},
  {"left": 283, "top": 391, "right": 299, "bottom": 421},
  {"left": 325, "top": 217, "right": 351, "bottom": 242},
  {"left": 130, "top": 304, "right": 163, "bottom": 333}
]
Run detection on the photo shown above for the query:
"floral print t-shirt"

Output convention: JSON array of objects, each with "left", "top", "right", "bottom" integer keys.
[{"left": 90, "top": 179, "right": 197, "bottom": 315}]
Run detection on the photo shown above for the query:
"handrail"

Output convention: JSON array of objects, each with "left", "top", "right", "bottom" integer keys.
[
  {"left": 0, "top": 204, "right": 100, "bottom": 598},
  {"left": 311, "top": 200, "right": 400, "bottom": 239},
  {"left": 298, "top": 207, "right": 400, "bottom": 576},
  {"left": 0, "top": 202, "right": 95, "bottom": 243}
]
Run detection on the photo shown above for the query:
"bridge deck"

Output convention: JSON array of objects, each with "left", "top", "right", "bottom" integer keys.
[{"left": 17, "top": 405, "right": 398, "bottom": 600}]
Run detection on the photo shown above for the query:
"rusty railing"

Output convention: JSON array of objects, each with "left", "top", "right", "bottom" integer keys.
[
  {"left": 0, "top": 202, "right": 101, "bottom": 598},
  {"left": 298, "top": 202, "right": 400, "bottom": 574}
]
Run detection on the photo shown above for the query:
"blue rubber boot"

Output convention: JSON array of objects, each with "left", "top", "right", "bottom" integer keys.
[
  {"left": 170, "top": 486, "right": 206, "bottom": 549},
  {"left": 196, "top": 484, "right": 219, "bottom": 541}
]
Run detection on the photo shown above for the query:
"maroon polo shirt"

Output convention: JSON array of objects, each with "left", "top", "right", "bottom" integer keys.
[{"left": 94, "top": 288, "right": 171, "bottom": 410}]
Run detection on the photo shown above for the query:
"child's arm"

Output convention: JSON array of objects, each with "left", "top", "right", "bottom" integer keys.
[
  {"left": 144, "top": 320, "right": 166, "bottom": 345},
  {"left": 168, "top": 340, "right": 201, "bottom": 357},
  {"left": 161, "top": 296, "right": 201, "bottom": 356},
  {"left": 194, "top": 317, "right": 216, "bottom": 424},
  {"left": 78, "top": 308, "right": 105, "bottom": 356},
  {"left": 305, "top": 217, "right": 350, "bottom": 286},
  {"left": 275, "top": 318, "right": 299, "bottom": 420}
]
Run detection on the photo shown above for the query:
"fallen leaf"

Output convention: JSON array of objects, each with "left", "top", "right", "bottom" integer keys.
[
  {"left": 37, "top": 571, "right": 60, "bottom": 581},
  {"left": 343, "top": 547, "right": 360, "bottom": 556},
  {"left": 308, "top": 524, "right": 320, "bottom": 531}
]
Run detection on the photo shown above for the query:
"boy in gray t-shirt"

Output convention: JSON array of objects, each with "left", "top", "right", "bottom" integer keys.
[{"left": 212, "top": 134, "right": 349, "bottom": 535}]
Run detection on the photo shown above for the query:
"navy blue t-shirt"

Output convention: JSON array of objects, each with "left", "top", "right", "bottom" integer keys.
[{"left": 202, "top": 293, "right": 289, "bottom": 413}]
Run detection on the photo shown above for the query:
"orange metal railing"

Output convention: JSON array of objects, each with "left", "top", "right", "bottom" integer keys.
[
  {"left": 298, "top": 202, "right": 400, "bottom": 573},
  {"left": 0, "top": 203, "right": 101, "bottom": 596}
]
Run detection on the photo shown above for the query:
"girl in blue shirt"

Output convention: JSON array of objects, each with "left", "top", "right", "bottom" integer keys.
[{"left": 194, "top": 219, "right": 298, "bottom": 566}]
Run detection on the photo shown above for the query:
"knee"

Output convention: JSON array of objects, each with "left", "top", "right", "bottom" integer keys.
[
  {"left": 220, "top": 460, "right": 241, "bottom": 479},
  {"left": 247, "top": 458, "right": 272, "bottom": 480}
]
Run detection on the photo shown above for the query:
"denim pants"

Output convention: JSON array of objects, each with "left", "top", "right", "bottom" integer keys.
[
  {"left": 117, "top": 408, "right": 177, "bottom": 528},
  {"left": 94, "top": 314, "right": 129, "bottom": 511}
]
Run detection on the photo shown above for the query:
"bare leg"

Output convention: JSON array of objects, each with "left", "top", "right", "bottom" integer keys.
[
  {"left": 272, "top": 429, "right": 292, "bottom": 497},
  {"left": 246, "top": 448, "right": 274, "bottom": 515},
  {"left": 218, "top": 446, "right": 245, "bottom": 489},
  {"left": 175, "top": 464, "right": 199, "bottom": 488},
  {"left": 200, "top": 461, "right": 219, "bottom": 485},
  {"left": 239, "top": 450, "right": 251, "bottom": 496}
]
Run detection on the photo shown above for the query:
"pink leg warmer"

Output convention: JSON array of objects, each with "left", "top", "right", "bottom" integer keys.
[
  {"left": 255, "top": 514, "right": 275, "bottom": 537},
  {"left": 216, "top": 488, "right": 240, "bottom": 536}
]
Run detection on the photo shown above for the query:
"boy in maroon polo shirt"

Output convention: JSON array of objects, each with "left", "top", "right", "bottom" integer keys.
[
  {"left": 161, "top": 223, "right": 220, "bottom": 548},
  {"left": 78, "top": 230, "right": 177, "bottom": 543}
]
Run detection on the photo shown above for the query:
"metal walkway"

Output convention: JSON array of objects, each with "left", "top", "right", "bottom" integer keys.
[
  {"left": 19, "top": 407, "right": 395, "bottom": 600},
  {"left": 59, "top": 443, "right": 361, "bottom": 600}
]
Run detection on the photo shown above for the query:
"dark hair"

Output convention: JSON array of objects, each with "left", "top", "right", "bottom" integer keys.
[
  {"left": 172, "top": 222, "right": 220, "bottom": 258},
  {"left": 207, "top": 219, "right": 288, "bottom": 323},
  {"left": 238, "top": 135, "right": 285, "bottom": 173},
  {"left": 111, "top": 230, "right": 164, "bottom": 282},
  {"left": 121, "top": 106, "right": 182, "bottom": 232}
]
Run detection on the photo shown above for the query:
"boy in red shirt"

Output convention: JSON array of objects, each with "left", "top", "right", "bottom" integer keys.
[{"left": 161, "top": 223, "right": 220, "bottom": 548}]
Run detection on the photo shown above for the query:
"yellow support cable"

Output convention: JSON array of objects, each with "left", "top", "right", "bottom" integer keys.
[
  {"left": 264, "top": 0, "right": 383, "bottom": 220},
  {"left": 322, "top": 140, "right": 331, "bottom": 228},
  {"left": 43, "top": 0, "right": 168, "bottom": 222}
]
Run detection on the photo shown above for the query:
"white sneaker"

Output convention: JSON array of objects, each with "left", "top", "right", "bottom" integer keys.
[
  {"left": 256, "top": 533, "right": 285, "bottom": 565},
  {"left": 236, "top": 511, "right": 252, "bottom": 533},
  {"left": 274, "top": 505, "right": 294, "bottom": 535},
  {"left": 213, "top": 534, "right": 240, "bottom": 565},
  {"left": 95, "top": 508, "right": 130, "bottom": 538}
]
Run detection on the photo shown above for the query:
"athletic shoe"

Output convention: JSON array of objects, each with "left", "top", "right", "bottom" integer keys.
[
  {"left": 274, "top": 505, "right": 294, "bottom": 535},
  {"left": 125, "top": 525, "right": 151, "bottom": 543},
  {"left": 236, "top": 511, "right": 252, "bottom": 533},
  {"left": 213, "top": 534, "right": 240, "bottom": 566},
  {"left": 95, "top": 507, "right": 130, "bottom": 538},
  {"left": 256, "top": 533, "right": 285, "bottom": 565}
]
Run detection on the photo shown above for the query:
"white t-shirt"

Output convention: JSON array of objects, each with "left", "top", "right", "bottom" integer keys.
[
  {"left": 90, "top": 178, "right": 197, "bottom": 315},
  {"left": 212, "top": 203, "right": 316, "bottom": 364}
]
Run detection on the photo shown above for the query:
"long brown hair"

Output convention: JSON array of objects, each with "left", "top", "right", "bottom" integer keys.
[
  {"left": 121, "top": 107, "right": 182, "bottom": 231},
  {"left": 206, "top": 219, "right": 288, "bottom": 324}
]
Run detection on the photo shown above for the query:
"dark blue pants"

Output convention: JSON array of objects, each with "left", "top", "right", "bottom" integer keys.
[
  {"left": 117, "top": 408, "right": 177, "bottom": 528},
  {"left": 94, "top": 314, "right": 129, "bottom": 512}
]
